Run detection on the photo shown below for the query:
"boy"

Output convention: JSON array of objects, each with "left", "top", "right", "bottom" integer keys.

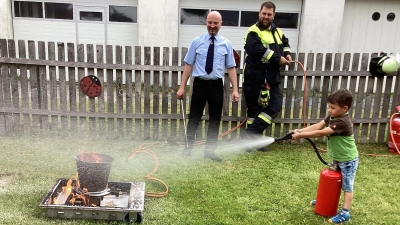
[{"left": 292, "top": 88, "right": 359, "bottom": 224}]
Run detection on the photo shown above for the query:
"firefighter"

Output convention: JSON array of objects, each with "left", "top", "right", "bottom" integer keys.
[{"left": 242, "top": 1, "right": 292, "bottom": 151}]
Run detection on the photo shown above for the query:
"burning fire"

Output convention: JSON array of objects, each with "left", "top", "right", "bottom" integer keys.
[
  {"left": 51, "top": 178, "right": 91, "bottom": 206},
  {"left": 79, "top": 152, "right": 102, "bottom": 163},
  {"left": 50, "top": 152, "right": 109, "bottom": 207}
]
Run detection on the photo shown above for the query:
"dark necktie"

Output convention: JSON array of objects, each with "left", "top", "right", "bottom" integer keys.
[{"left": 205, "top": 36, "right": 215, "bottom": 74}]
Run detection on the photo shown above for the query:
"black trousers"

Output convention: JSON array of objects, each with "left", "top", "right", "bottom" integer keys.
[
  {"left": 242, "top": 81, "right": 282, "bottom": 134},
  {"left": 186, "top": 77, "right": 223, "bottom": 152}
]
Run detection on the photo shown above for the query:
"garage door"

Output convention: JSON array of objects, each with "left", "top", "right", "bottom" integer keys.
[
  {"left": 340, "top": 0, "right": 400, "bottom": 53},
  {"left": 12, "top": 0, "right": 138, "bottom": 47},
  {"left": 178, "top": 0, "right": 302, "bottom": 54}
]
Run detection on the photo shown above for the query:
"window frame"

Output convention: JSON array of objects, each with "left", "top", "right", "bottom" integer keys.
[{"left": 179, "top": 7, "right": 300, "bottom": 30}]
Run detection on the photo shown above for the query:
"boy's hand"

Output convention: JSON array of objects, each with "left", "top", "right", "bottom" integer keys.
[{"left": 292, "top": 130, "right": 301, "bottom": 140}]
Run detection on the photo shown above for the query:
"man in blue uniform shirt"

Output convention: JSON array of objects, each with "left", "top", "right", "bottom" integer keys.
[{"left": 177, "top": 11, "right": 239, "bottom": 162}]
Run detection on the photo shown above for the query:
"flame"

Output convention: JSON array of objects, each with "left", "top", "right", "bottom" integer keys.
[
  {"left": 79, "top": 152, "right": 102, "bottom": 163},
  {"left": 53, "top": 179, "right": 73, "bottom": 204}
]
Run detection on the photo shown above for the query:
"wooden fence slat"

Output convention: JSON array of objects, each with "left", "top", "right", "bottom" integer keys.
[
  {"left": 96, "top": 45, "right": 106, "bottom": 134},
  {"left": 18, "top": 40, "right": 30, "bottom": 132},
  {"left": 293, "top": 53, "right": 305, "bottom": 131},
  {"left": 350, "top": 53, "right": 361, "bottom": 142},
  {"left": 170, "top": 47, "right": 179, "bottom": 138},
  {"left": 67, "top": 43, "right": 77, "bottom": 132},
  {"left": 153, "top": 47, "right": 160, "bottom": 140},
  {"left": 116, "top": 45, "right": 124, "bottom": 137},
  {"left": 7, "top": 40, "right": 20, "bottom": 133},
  {"left": 341, "top": 53, "right": 351, "bottom": 89},
  {"left": 134, "top": 46, "right": 142, "bottom": 140},
  {"left": 77, "top": 44, "right": 86, "bottom": 133},
  {"left": 1, "top": 39, "right": 13, "bottom": 133},
  {"left": 162, "top": 47, "right": 169, "bottom": 139},
  {"left": 47, "top": 42, "right": 58, "bottom": 131},
  {"left": 320, "top": 53, "right": 332, "bottom": 120},
  {"left": 28, "top": 40, "right": 40, "bottom": 133},
  {"left": 143, "top": 47, "right": 151, "bottom": 140},
  {"left": 86, "top": 44, "right": 96, "bottom": 133},
  {"left": 125, "top": 46, "right": 133, "bottom": 137},
  {"left": 0, "top": 39, "right": 8, "bottom": 135},
  {"left": 58, "top": 43, "right": 68, "bottom": 130},
  {"left": 106, "top": 45, "right": 114, "bottom": 136}
]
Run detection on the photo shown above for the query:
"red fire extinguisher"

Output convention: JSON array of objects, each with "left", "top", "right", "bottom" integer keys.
[
  {"left": 388, "top": 106, "right": 400, "bottom": 154},
  {"left": 274, "top": 133, "right": 343, "bottom": 217},
  {"left": 303, "top": 138, "right": 342, "bottom": 217}
]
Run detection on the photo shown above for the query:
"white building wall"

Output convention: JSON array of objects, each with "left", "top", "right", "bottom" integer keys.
[
  {"left": 298, "top": 0, "right": 346, "bottom": 53},
  {"left": 340, "top": 0, "right": 400, "bottom": 54},
  {"left": 0, "top": 0, "right": 13, "bottom": 39},
  {"left": 137, "top": 0, "right": 179, "bottom": 47}
]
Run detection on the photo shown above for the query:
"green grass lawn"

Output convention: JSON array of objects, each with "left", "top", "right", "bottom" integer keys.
[{"left": 0, "top": 134, "right": 399, "bottom": 225}]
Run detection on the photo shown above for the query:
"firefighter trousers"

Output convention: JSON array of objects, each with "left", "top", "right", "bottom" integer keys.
[{"left": 242, "top": 82, "right": 283, "bottom": 134}]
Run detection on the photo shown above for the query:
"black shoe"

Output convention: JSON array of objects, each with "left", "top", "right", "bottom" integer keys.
[
  {"left": 182, "top": 148, "right": 192, "bottom": 157},
  {"left": 204, "top": 153, "right": 222, "bottom": 162}
]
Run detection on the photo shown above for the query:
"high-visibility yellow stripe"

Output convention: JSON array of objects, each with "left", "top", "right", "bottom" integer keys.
[
  {"left": 247, "top": 117, "right": 255, "bottom": 125},
  {"left": 283, "top": 47, "right": 291, "bottom": 52},
  {"left": 262, "top": 49, "right": 274, "bottom": 63},
  {"left": 258, "top": 112, "right": 272, "bottom": 124}
]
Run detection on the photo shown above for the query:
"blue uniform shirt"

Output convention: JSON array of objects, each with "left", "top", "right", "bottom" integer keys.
[{"left": 184, "top": 33, "right": 236, "bottom": 80}]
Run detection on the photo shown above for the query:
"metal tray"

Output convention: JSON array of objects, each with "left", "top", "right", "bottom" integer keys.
[{"left": 40, "top": 178, "right": 145, "bottom": 223}]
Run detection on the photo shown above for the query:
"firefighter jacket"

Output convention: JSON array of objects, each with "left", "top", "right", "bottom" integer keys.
[{"left": 243, "top": 22, "right": 291, "bottom": 84}]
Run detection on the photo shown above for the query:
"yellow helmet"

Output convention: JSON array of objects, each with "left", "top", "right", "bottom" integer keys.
[{"left": 370, "top": 55, "right": 399, "bottom": 77}]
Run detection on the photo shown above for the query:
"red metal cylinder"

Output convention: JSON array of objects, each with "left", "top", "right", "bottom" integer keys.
[
  {"left": 314, "top": 168, "right": 342, "bottom": 217},
  {"left": 388, "top": 106, "right": 400, "bottom": 154}
]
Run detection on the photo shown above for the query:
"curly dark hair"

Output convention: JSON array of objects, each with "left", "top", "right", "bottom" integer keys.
[{"left": 327, "top": 88, "right": 353, "bottom": 109}]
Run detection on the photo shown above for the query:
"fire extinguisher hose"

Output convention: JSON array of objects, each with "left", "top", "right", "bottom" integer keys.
[{"left": 304, "top": 138, "right": 329, "bottom": 166}]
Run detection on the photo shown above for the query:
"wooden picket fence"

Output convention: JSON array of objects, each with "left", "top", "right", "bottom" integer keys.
[{"left": 1, "top": 39, "right": 400, "bottom": 143}]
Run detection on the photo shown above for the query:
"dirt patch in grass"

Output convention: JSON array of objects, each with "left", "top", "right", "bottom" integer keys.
[{"left": 0, "top": 174, "right": 13, "bottom": 191}]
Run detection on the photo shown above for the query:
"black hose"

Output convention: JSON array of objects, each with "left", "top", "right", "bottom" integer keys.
[
  {"left": 274, "top": 132, "right": 329, "bottom": 166},
  {"left": 304, "top": 138, "right": 329, "bottom": 165}
]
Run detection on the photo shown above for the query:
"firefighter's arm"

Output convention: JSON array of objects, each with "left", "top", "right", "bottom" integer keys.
[{"left": 245, "top": 32, "right": 281, "bottom": 65}]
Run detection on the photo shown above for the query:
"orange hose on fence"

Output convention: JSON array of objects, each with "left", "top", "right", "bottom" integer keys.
[{"left": 126, "top": 142, "right": 169, "bottom": 198}]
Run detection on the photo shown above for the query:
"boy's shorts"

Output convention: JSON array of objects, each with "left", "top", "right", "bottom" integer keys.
[{"left": 338, "top": 157, "right": 359, "bottom": 192}]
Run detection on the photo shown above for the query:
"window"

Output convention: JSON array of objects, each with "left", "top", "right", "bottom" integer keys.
[
  {"left": 372, "top": 12, "right": 380, "bottom": 21},
  {"left": 274, "top": 13, "right": 298, "bottom": 29},
  {"left": 109, "top": 5, "right": 137, "bottom": 23},
  {"left": 45, "top": 2, "right": 73, "bottom": 20},
  {"left": 212, "top": 10, "right": 239, "bottom": 26},
  {"left": 181, "top": 8, "right": 208, "bottom": 25},
  {"left": 240, "top": 11, "right": 258, "bottom": 27},
  {"left": 387, "top": 13, "right": 395, "bottom": 22},
  {"left": 14, "top": 1, "right": 43, "bottom": 18},
  {"left": 240, "top": 11, "right": 299, "bottom": 28},
  {"left": 80, "top": 11, "right": 103, "bottom": 21}
]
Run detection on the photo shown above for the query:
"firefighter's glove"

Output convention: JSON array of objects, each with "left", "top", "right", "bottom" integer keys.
[{"left": 258, "top": 82, "right": 270, "bottom": 108}]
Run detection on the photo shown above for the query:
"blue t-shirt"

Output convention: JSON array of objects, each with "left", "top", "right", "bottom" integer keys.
[{"left": 184, "top": 33, "right": 236, "bottom": 80}]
